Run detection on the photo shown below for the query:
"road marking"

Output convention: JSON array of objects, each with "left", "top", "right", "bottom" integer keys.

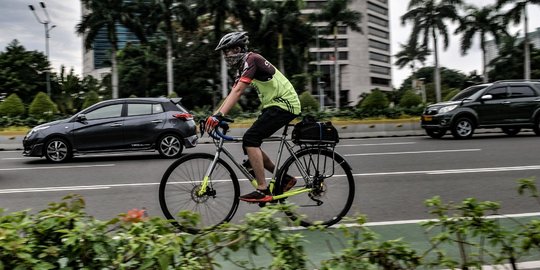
[
  {"left": 0, "top": 164, "right": 115, "bottom": 172},
  {"left": 1, "top": 157, "right": 27, "bottom": 160},
  {"left": 345, "top": 148, "right": 481, "bottom": 156},
  {"left": 336, "top": 142, "right": 416, "bottom": 147},
  {"left": 0, "top": 182, "right": 157, "bottom": 194},
  {"left": 353, "top": 165, "right": 540, "bottom": 176}
]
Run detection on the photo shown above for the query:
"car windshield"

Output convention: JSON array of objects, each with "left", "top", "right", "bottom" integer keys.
[{"left": 450, "top": 85, "right": 489, "bottom": 101}]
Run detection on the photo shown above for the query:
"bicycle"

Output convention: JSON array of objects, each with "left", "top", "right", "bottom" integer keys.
[{"left": 158, "top": 118, "right": 355, "bottom": 233}]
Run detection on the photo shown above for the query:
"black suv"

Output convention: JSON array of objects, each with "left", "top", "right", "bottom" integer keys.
[
  {"left": 23, "top": 98, "right": 198, "bottom": 162},
  {"left": 421, "top": 80, "right": 540, "bottom": 139}
]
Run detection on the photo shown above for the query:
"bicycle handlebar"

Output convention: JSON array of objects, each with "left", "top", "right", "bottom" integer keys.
[{"left": 200, "top": 117, "right": 236, "bottom": 141}]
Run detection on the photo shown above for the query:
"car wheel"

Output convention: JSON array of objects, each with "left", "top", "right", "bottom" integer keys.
[
  {"left": 158, "top": 134, "right": 184, "bottom": 158},
  {"left": 426, "top": 129, "right": 446, "bottom": 139},
  {"left": 451, "top": 117, "right": 475, "bottom": 139},
  {"left": 501, "top": 127, "right": 521, "bottom": 136},
  {"left": 534, "top": 117, "right": 540, "bottom": 136},
  {"left": 44, "top": 138, "right": 72, "bottom": 163}
]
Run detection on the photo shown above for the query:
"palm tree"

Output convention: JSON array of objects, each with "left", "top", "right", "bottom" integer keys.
[
  {"left": 394, "top": 42, "right": 430, "bottom": 100},
  {"left": 394, "top": 42, "right": 430, "bottom": 72},
  {"left": 496, "top": 0, "right": 540, "bottom": 80},
  {"left": 455, "top": 4, "right": 508, "bottom": 83},
  {"left": 142, "top": 0, "right": 197, "bottom": 96},
  {"left": 256, "top": 0, "right": 305, "bottom": 75},
  {"left": 77, "top": 0, "right": 129, "bottom": 99},
  {"left": 311, "top": 0, "right": 361, "bottom": 109},
  {"left": 401, "top": 0, "right": 463, "bottom": 102}
]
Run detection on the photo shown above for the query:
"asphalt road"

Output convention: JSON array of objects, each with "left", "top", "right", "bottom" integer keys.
[{"left": 2, "top": 132, "right": 540, "bottom": 225}]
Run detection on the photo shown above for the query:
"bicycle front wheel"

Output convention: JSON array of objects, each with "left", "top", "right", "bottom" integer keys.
[
  {"left": 159, "top": 153, "right": 240, "bottom": 232},
  {"left": 277, "top": 147, "right": 355, "bottom": 227}
]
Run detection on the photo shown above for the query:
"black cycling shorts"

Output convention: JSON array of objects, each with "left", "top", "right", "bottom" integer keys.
[{"left": 243, "top": 106, "right": 298, "bottom": 150}]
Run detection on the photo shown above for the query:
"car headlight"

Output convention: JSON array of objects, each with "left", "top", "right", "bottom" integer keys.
[
  {"left": 27, "top": 125, "right": 50, "bottom": 137},
  {"left": 438, "top": 105, "right": 457, "bottom": 114}
]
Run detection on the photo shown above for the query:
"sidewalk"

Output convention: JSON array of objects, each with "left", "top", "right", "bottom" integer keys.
[{"left": 0, "top": 120, "right": 425, "bottom": 151}]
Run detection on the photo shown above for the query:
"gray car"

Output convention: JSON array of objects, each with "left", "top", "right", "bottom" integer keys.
[{"left": 23, "top": 98, "right": 198, "bottom": 162}]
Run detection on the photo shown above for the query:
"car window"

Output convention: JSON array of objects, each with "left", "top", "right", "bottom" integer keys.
[
  {"left": 510, "top": 86, "right": 536, "bottom": 98},
  {"left": 485, "top": 87, "right": 508, "bottom": 99},
  {"left": 153, "top": 104, "right": 164, "bottom": 114},
  {"left": 450, "top": 85, "right": 489, "bottom": 101},
  {"left": 85, "top": 104, "right": 123, "bottom": 120},
  {"left": 127, "top": 103, "right": 153, "bottom": 116}
]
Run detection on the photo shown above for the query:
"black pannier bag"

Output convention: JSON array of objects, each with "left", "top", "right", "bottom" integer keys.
[{"left": 291, "top": 116, "right": 339, "bottom": 145}]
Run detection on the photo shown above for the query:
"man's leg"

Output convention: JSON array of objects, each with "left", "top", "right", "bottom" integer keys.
[{"left": 245, "top": 146, "right": 267, "bottom": 190}]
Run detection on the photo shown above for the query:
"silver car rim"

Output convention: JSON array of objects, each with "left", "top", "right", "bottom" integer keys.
[
  {"left": 456, "top": 121, "right": 472, "bottom": 137},
  {"left": 47, "top": 140, "right": 68, "bottom": 162},
  {"left": 160, "top": 136, "right": 181, "bottom": 157}
]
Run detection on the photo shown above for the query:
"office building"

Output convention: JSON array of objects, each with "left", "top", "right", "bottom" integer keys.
[{"left": 305, "top": 0, "right": 392, "bottom": 107}]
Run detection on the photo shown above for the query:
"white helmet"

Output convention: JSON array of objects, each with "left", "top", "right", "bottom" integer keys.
[{"left": 215, "top": 32, "right": 249, "bottom": 69}]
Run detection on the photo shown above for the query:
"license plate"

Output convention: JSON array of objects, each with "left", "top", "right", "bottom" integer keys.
[{"left": 422, "top": 115, "right": 432, "bottom": 121}]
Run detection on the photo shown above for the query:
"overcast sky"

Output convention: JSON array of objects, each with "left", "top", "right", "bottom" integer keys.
[{"left": 0, "top": 1, "right": 539, "bottom": 89}]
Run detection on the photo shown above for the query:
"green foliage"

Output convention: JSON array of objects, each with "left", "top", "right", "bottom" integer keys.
[
  {"left": 360, "top": 89, "right": 389, "bottom": 110},
  {"left": 217, "top": 99, "right": 243, "bottom": 117},
  {"left": 0, "top": 40, "right": 51, "bottom": 104},
  {"left": 299, "top": 91, "right": 319, "bottom": 112},
  {"left": 3, "top": 179, "right": 540, "bottom": 269},
  {"left": 28, "top": 92, "right": 58, "bottom": 121},
  {"left": 444, "top": 88, "right": 460, "bottom": 101},
  {"left": 398, "top": 90, "right": 422, "bottom": 108},
  {"left": 0, "top": 93, "right": 25, "bottom": 117},
  {"left": 82, "top": 91, "right": 100, "bottom": 109},
  {"left": 168, "top": 92, "right": 178, "bottom": 98}
]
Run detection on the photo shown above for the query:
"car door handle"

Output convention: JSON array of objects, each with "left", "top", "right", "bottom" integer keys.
[
  {"left": 534, "top": 99, "right": 540, "bottom": 102},
  {"left": 110, "top": 123, "right": 123, "bottom": 127},
  {"left": 502, "top": 101, "right": 511, "bottom": 104},
  {"left": 151, "top": 120, "right": 163, "bottom": 123}
]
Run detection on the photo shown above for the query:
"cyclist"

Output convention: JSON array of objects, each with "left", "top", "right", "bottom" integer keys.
[{"left": 205, "top": 31, "right": 301, "bottom": 202}]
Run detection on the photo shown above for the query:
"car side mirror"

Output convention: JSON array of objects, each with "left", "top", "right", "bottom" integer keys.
[
  {"left": 481, "top": 94, "right": 493, "bottom": 100},
  {"left": 76, "top": 114, "right": 87, "bottom": 122}
]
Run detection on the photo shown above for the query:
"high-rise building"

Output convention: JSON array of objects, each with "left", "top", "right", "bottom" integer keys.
[
  {"left": 81, "top": 4, "right": 139, "bottom": 80},
  {"left": 485, "top": 27, "right": 540, "bottom": 69},
  {"left": 305, "top": 0, "right": 392, "bottom": 107}
]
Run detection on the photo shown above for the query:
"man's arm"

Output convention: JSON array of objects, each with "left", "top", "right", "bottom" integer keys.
[{"left": 215, "top": 81, "right": 249, "bottom": 116}]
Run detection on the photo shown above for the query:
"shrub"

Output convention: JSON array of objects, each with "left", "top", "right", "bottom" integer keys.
[
  {"left": 399, "top": 90, "right": 423, "bottom": 108},
  {"left": 299, "top": 91, "right": 319, "bottom": 112},
  {"left": 0, "top": 93, "right": 25, "bottom": 117},
  {"left": 28, "top": 92, "right": 58, "bottom": 121},
  {"left": 168, "top": 91, "right": 178, "bottom": 98},
  {"left": 82, "top": 90, "right": 100, "bottom": 109},
  {"left": 360, "top": 89, "right": 389, "bottom": 110}
]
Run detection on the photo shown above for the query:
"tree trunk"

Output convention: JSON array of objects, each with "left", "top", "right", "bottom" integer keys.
[
  {"left": 166, "top": 38, "right": 174, "bottom": 96},
  {"left": 278, "top": 33, "right": 285, "bottom": 75},
  {"left": 481, "top": 37, "right": 488, "bottom": 83},
  {"left": 333, "top": 26, "right": 340, "bottom": 109},
  {"left": 524, "top": 4, "right": 530, "bottom": 80},
  {"left": 432, "top": 29, "right": 441, "bottom": 103},
  {"left": 111, "top": 46, "right": 119, "bottom": 99}
]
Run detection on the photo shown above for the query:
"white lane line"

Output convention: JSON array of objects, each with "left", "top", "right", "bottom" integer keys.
[
  {"left": 345, "top": 148, "right": 481, "bottom": 156},
  {"left": 354, "top": 165, "right": 540, "bottom": 176},
  {"left": 0, "top": 164, "right": 115, "bottom": 171},
  {"left": 336, "top": 142, "right": 416, "bottom": 147},
  {"left": 0, "top": 182, "right": 158, "bottom": 194},
  {"left": 4, "top": 164, "right": 540, "bottom": 194}
]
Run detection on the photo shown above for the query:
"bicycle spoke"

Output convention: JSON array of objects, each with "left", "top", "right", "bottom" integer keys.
[{"left": 159, "top": 153, "right": 240, "bottom": 232}]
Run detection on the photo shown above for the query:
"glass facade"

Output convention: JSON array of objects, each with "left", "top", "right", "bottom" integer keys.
[{"left": 93, "top": 25, "right": 139, "bottom": 69}]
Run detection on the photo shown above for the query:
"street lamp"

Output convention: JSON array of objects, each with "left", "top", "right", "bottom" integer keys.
[{"left": 29, "top": 2, "right": 56, "bottom": 98}]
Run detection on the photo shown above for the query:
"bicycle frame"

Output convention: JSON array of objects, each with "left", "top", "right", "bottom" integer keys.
[{"left": 198, "top": 125, "right": 315, "bottom": 199}]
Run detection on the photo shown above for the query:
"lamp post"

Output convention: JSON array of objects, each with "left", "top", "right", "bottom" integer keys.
[
  {"left": 316, "top": 27, "right": 323, "bottom": 111},
  {"left": 29, "top": 2, "right": 56, "bottom": 98}
]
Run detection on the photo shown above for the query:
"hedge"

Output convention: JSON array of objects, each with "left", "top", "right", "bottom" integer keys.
[{"left": 1, "top": 178, "right": 540, "bottom": 269}]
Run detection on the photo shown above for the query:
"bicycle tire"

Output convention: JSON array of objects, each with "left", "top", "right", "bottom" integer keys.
[
  {"left": 159, "top": 153, "right": 240, "bottom": 233},
  {"left": 277, "top": 147, "right": 355, "bottom": 227}
]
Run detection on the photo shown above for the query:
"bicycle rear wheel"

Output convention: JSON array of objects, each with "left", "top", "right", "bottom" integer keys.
[
  {"left": 159, "top": 153, "right": 240, "bottom": 233},
  {"left": 277, "top": 147, "right": 355, "bottom": 227}
]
